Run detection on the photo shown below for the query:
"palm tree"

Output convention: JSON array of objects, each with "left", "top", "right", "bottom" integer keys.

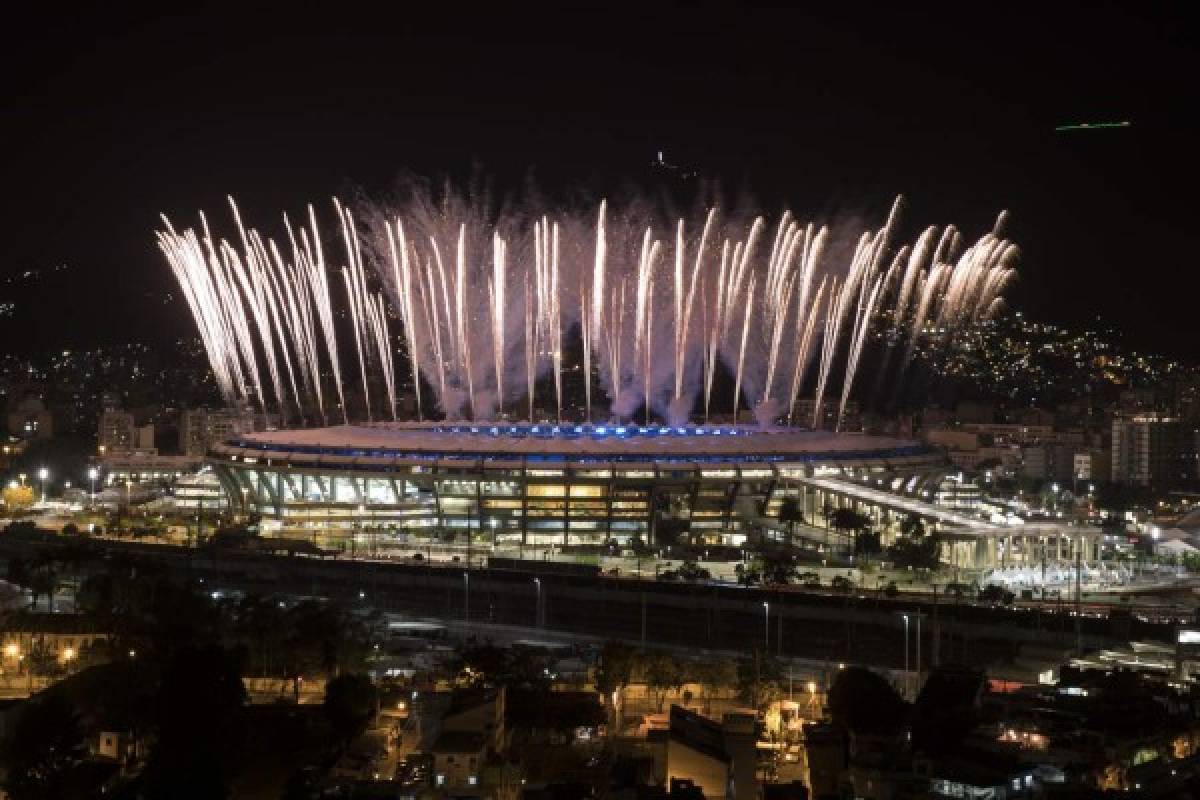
[
  {"left": 829, "top": 508, "right": 871, "bottom": 556},
  {"left": 778, "top": 496, "right": 804, "bottom": 549}
]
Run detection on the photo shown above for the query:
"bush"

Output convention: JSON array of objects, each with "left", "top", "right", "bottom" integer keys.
[
  {"left": 324, "top": 673, "right": 378, "bottom": 742},
  {"left": 831, "top": 575, "right": 854, "bottom": 592},
  {"left": 978, "top": 584, "right": 1015, "bottom": 605}
]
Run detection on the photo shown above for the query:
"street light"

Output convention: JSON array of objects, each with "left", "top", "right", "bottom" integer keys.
[
  {"left": 533, "top": 577, "right": 542, "bottom": 628},
  {"left": 88, "top": 467, "right": 98, "bottom": 506},
  {"left": 763, "top": 601, "right": 770, "bottom": 651},
  {"left": 37, "top": 467, "right": 48, "bottom": 504},
  {"left": 463, "top": 571, "right": 470, "bottom": 625}
]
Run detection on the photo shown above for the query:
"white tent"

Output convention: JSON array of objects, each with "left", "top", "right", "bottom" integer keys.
[{"left": 1157, "top": 538, "right": 1199, "bottom": 556}]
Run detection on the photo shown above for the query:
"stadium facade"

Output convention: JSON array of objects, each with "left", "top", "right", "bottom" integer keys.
[{"left": 209, "top": 423, "right": 944, "bottom": 549}]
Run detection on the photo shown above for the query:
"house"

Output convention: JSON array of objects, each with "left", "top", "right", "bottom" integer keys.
[
  {"left": 432, "top": 730, "right": 488, "bottom": 791},
  {"left": 1, "top": 613, "right": 110, "bottom": 677},
  {"left": 440, "top": 686, "right": 506, "bottom": 753},
  {"left": 663, "top": 705, "right": 758, "bottom": 800}
]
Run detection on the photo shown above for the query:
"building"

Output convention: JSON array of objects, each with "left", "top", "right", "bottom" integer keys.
[
  {"left": 663, "top": 705, "right": 757, "bottom": 800},
  {"left": 1111, "top": 413, "right": 1189, "bottom": 488},
  {"left": 172, "top": 468, "right": 227, "bottom": 512},
  {"left": 98, "top": 409, "right": 154, "bottom": 455},
  {"left": 180, "top": 406, "right": 268, "bottom": 457},
  {"left": 1072, "top": 448, "right": 1111, "bottom": 485},
  {"left": 1, "top": 614, "right": 110, "bottom": 674},
  {"left": 5, "top": 395, "right": 52, "bottom": 441},
  {"left": 804, "top": 722, "right": 848, "bottom": 799},
  {"left": 97, "top": 453, "right": 204, "bottom": 492},
  {"left": 432, "top": 731, "right": 488, "bottom": 792},
  {"left": 209, "top": 422, "right": 942, "bottom": 549},
  {"left": 430, "top": 687, "right": 508, "bottom": 794}
]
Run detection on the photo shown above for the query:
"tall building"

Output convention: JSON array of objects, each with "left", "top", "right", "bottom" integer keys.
[
  {"left": 5, "top": 395, "right": 52, "bottom": 441},
  {"left": 98, "top": 409, "right": 137, "bottom": 453},
  {"left": 1111, "top": 412, "right": 1188, "bottom": 488},
  {"left": 179, "top": 407, "right": 267, "bottom": 457}
]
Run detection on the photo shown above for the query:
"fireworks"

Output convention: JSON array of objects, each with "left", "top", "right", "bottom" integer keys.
[{"left": 158, "top": 181, "right": 1016, "bottom": 429}]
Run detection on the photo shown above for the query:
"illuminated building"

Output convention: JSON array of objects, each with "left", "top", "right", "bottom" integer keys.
[{"left": 210, "top": 423, "right": 941, "bottom": 549}]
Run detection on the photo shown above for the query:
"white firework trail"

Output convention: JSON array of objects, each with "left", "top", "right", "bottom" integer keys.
[{"left": 161, "top": 185, "right": 1017, "bottom": 431}]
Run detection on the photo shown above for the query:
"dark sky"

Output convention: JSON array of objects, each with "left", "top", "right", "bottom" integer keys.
[{"left": 1, "top": 3, "right": 1195, "bottom": 357}]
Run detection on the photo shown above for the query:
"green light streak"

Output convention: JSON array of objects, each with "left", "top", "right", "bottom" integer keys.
[{"left": 1055, "top": 121, "right": 1132, "bottom": 132}]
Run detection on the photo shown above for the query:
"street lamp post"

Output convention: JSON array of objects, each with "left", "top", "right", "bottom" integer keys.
[
  {"left": 763, "top": 601, "right": 770, "bottom": 651},
  {"left": 916, "top": 613, "right": 922, "bottom": 685},
  {"left": 533, "top": 578, "right": 541, "bottom": 628},
  {"left": 902, "top": 613, "right": 910, "bottom": 697},
  {"left": 37, "top": 467, "right": 48, "bottom": 504},
  {"left": 88, "top": 468, "right": 98, "bottom": 507},
  {"left": 463, "top": 571, "right": 470, "bottom": 626}
]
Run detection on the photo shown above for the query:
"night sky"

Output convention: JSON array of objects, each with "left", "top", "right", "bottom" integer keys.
[{"left": 1, "top": 3, "right": 1194, "bottom": 357}]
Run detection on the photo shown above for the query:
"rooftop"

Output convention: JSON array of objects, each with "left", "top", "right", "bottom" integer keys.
[{"left": 217, "top": 422, "right": 933, "bottom": 465}]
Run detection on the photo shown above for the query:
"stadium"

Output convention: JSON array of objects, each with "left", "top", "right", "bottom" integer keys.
[{"left": 210, "top": 423, "right": 945, "bottom": 551}]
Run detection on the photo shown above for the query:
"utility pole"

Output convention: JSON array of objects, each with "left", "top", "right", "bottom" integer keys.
[
  {"left": 777, "top": 601, "right": 783, "bottom": 655},
  {"left": 932, "top": 584, "right": 940, "bottom": 668},
  {"left": 640, "top": 590, "right": 647, "bottom": 651},
  {"left": 916, "top": 613, "right": 922, "bottom": 688},
  {"left": 1075, "top": 542, "right": 1083, "bottom": 655}
]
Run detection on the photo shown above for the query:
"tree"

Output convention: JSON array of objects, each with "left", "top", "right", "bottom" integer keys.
[
  {"left": 978, "top": 584, "right": 1015, "bottom": 606},
  {"left": 889, "top": 533, "right": 941, "bottom": 570},
  {"left": 759, "top": 551, "right": 801, "bottom": 586},
  {"left": 827, "top": 666, "right": 909, "bottom": 737},
  {"left": 676, "top": 559, "right": 711, "bottom": 582},
  {"left": 5, "top": 555, "right": 30, "bottom": 593},
  {"left": 655, "top": 516, "right": 689, "bottom": 549},
  {"left": 899, "top": 514, "right": 926, "bottom": 539},
  {"left": 889, "top": 515, "right": 941, "bottom": 570},
  {"left": 736, "top": 651, "right": 785, "bottom": 711},
  {"left": 281, "top": 601, "right": 370, "bottom": 689},
  {"left": 694, "top": 659, "right": 738, "bottom": 714},
  {"left": 853, "top": 530, "right": 882, "bottom": 558},
  {"left": 455, "top": 643, "right": 554, "bottom": 691},
  {"left": 829, "top": 508, "right": 871, "bottom": 557},
  {"left": 141, "top": 645, "right": 247, "bottom": 800},
  {"left": 323, "top": 673, "right": 378, "bottom": 743},
  {"left": 829, "top": 508, "right": 870, "bottom": 535},
  {"left": 594, "top": 640, "right": 638, "bottom": 728},
  {"left": 455, "top": 643, "right": 510, "bottom": 687},
  {"left": 778, "top": 496, "right": 804, "bottom": 548},
  {"left": 2, "top": 694, "right": 87, "bottom": 800},
  {"left": 26, "top": 561, "right": 59, "bottom": 612},
  {"left": 644, "top": 652, "right": 684, "bottom": 712},
  {"left": 2, "top": 484, "right": 35, "bottom": 512}
]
